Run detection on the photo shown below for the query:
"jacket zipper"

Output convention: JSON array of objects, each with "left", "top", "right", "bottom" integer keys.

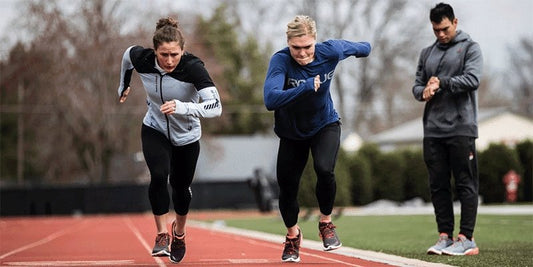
[{"left": 159, "top": 75, "right": 171, "bottom": 140}]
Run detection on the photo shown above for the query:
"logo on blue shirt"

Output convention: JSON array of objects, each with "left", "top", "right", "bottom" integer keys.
[{"left": 287, "top": 70, "right": 335, "bottom": 88}]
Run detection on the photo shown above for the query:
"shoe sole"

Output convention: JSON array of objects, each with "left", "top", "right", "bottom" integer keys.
[
  {"left": 324, "top": 243, "right": 342, "bottom": 251},
  {"left": 169, "top": 256, "right": 184, "bottom": 263},
  {"left": 151, "top": 250, "right": 170, "bottom": 256},
  {"left": 426, "top": 248, "right": 443, "bottom": 255},
  {"left": 442, "top": 247, "right": 479, "bottom": 256},
  {"left": 282, "top": 257, "right": 300, "bottom": 263}
]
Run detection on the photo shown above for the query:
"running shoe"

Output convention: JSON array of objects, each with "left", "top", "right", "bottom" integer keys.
[
  {"left": 427, "top": 233, "right": 453, "bottom": 255},
  {"left": 441, "top": 234, "right": 479, "bottom": 256},
  {"left": 281, "top": 228, "right": 302, "bottom": 262},
  {"left": 318, "top": 222, "right": 342, "bottom": 251},
  {"left": 151, "top": 232, "right": 170, "bottom": 256},
  {"left": 169, "top": 221, "right": 186, "bottom": 263}
]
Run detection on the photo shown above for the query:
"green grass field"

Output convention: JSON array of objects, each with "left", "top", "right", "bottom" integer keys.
[{"left": 221, "top": 214, "right": 533, "bottom": 267}]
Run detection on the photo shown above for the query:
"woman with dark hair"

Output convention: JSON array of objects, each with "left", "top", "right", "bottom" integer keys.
[{"left": 117, "top": 17, "right": 222, "bottom": 263}]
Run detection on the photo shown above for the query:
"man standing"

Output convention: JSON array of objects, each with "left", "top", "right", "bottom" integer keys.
[{"left": 412, "top": 3, "right": 483, "bottom": 256}]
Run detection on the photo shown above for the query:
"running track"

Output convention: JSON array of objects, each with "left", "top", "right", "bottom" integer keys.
[{"left": 0, "top": 213, "right": 449, "bottom": 267}]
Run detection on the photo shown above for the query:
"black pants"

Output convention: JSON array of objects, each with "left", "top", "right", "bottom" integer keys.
[
  {"left": 141, "top": 124, "right": 200, "bottom": 216},
  {"left": 277, "top": 122, "right": 340, "bottom": 228},
  {"left": 423, "top": 136, "right": 479, "bottom": 239}
]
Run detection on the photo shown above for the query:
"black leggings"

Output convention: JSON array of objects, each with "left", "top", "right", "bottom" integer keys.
[
  {"left": 141, "top": 124, "right": 200, "bottom": 216},
  {"left": 276, "top": 122, "right": 341, "bottom": 228}
]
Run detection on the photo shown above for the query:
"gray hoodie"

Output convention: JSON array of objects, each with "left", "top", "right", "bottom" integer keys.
[{"left": 413, "top": 30, "right": 483, "bottom": 138}]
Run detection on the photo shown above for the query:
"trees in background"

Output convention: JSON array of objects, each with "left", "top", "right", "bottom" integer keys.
[
  {"left": 1, "top": 0, "right": 148, "bottom": 184},
  {"left": 191, "top": 3, "right": 272, "bottom": 134},
  {"left": 0, "top": 0, "right": 274, "bottom": 184},
  {"left": 507, "top": 37, "right": 533, "bottom": 116},
  {"left": 1, "top": 0, "right": 529, "bottom": 187}
]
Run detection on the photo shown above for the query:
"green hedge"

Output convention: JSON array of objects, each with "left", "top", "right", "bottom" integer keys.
[
  {"left": 515, "top": 140, "right": 532, "bottom": 201},
  {"left": 401, "top": 149, "right": 430, "bottom": 202},
  {"left": 478, "top": 143, "right": 522, "bottom": 203},
  {"left": 295, "top": 140, "right": 532, "bottom": 208}
]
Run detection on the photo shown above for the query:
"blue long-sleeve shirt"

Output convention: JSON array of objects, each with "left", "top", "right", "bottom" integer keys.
[{"left": 264, "top": 39, "right": 371, "bottom": 140}]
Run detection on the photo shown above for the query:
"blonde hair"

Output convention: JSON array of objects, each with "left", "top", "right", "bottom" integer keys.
[
  {"left": 286, "top": 15, "right": 317, "bottom": 40},
  {"left": 153, "top": 17, "right": 185, "bottom": 49}
]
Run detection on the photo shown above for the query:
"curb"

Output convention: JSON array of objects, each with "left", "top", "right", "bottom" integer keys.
[{"left": 189, "top": 220, "right": 455, "bottom": 267}]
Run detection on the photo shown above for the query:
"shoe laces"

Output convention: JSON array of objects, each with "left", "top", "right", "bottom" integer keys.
[
  {"left": 283, "top": 237, "right": 299, "bottom": 255},
  {"left": 451, "top": 235, "right": 468, "bottom": 247},
  {"left": 155, "top": 233, "right": 169, "bottom": 247},
  {"left": 319, "top": 222, "right": 336, "bottom": 239},
  {"left": 435, "top": 234, "right": 450, "bottom": 245},
  {"left": 172, "top": 236, "right": 185, "bottom": 249}
]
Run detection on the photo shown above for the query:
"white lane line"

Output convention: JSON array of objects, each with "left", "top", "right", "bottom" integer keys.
[
  {"left": 202, "top": 228, "right": 362, "bottom": 266},
  {"left": 0, "top": 220, "right": 88, "bottom": 260},
  {"left": 123, "top": 216, "right": 166, "bottom": 267},
  {"left": 244, "top": 236, "right": 363, "bottom": 266},
  {"left": 1, "top": 260, "right": 134, "bottom": 266}
]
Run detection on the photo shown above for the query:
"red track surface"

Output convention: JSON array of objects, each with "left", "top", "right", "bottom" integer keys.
[{"left": 0, "top": 213, "right": 392, "bottom": 266}]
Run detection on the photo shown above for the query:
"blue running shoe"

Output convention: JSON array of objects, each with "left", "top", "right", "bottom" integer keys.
[
  {"left": 442, "top": 234, "right": 479, "bottom": 256},
  {"left": 427, "top": 233, "right": 453, "bottom": 255}
]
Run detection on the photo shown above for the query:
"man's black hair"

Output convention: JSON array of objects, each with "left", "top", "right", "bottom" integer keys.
[{"left": 430, "top": 3, "right": 455, "bottom": 23}]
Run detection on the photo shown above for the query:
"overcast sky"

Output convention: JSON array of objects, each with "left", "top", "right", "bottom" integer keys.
[{"left": 0, "top": 0, "right": 531, "bottom": 72}]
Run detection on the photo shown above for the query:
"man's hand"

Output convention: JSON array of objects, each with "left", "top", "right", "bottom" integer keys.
[{"left": 423, "top": 76, "right": 440, "bottom": 101}]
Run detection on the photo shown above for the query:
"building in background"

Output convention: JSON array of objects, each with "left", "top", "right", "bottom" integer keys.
[{"left": 368, "top": 108, "right": 533, "bottom": 151}]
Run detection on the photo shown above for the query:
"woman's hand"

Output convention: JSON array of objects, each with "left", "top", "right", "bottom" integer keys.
[
  {"left": 160, "top": 100, "right": 177, "bottom": 115},
  {"left": 119, "top": 87, "right": 131, "bottom": 103},
  {"left": 314, "top": 75, "right": 321, "bottom": 92}
]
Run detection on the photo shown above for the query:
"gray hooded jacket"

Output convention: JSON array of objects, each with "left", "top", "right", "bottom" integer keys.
[
  {"left": 117, "top": 46, "right": 222, "bottom": 146},
  {"left": 413, "top": 30, "right": 483, "bottom": 138}
]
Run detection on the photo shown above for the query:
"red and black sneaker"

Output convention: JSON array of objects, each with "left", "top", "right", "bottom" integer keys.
[
  {"left": 169, "top": 221, "right": 186, "bottom": 263},
  {"left": 318, "top": 222, "right": 342, "bottom": 251},
  {"left": 281, "top": 228, "right": 302, "bottom": 262},
  {"left": 151, "top": 232, "right": 170, "bottom": 256}
]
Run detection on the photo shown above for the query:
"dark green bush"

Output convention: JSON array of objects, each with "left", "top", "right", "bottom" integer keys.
[
  {"left": 297, "top": 155, "right": 317, "bottom": 208},
  {"left": 373, "top": 150, "right": 406, "bottom": 201},
  {"left": 515, "top": 140, "right": 532, "bottom": 201},
  {"left": 478, "top": 143, "right": 522, "bottom": 203},
  {"left": 357, "top": 143, "right": 381, "bottom": 201},
  {"left": 296, "top": 139, "right": 530, "bottom": 207},
  {"left": 334, "top": 150, "right": 353, "bottom": 206},
  {"left": 401, "top": 149, "right": 430, "bottom": 202},
  {"left": 297, "top": 150, "right": 352, "bottom": 208},
  {"left": 346, "top": 152, "right": 373, "bottom": 205}
]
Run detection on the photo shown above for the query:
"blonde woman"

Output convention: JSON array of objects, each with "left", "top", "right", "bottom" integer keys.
[{"left": 263, "top": 15, "right": 370, "bottom": 262}]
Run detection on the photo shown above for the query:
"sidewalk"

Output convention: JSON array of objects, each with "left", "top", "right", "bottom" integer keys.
[{"left": 342, "top": 200, "right": 533, "bottom": 216}]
